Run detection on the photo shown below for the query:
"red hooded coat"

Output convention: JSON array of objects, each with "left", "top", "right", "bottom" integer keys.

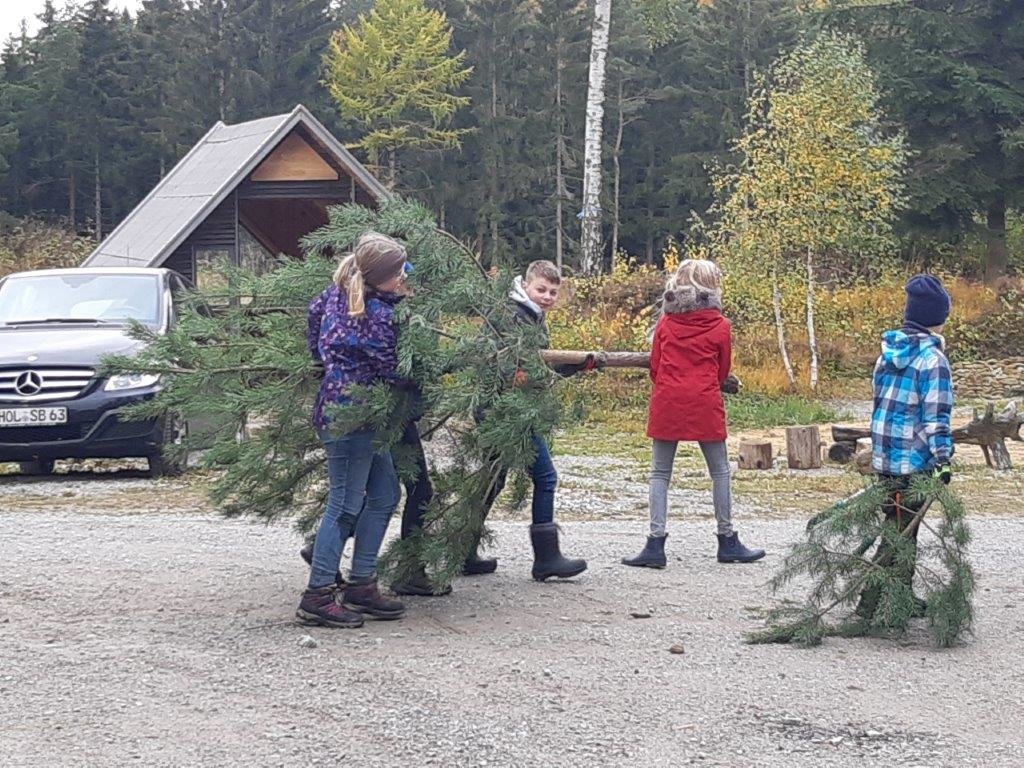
[{"left": 647, "top": 304, "right": 732, "bottom": 442}]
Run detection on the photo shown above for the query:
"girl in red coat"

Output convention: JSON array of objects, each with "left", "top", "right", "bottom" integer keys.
[{"left": 622, "top": 260, "right": 765, "bottom": 568}]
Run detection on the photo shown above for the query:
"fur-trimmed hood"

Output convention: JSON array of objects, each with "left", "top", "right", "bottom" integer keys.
[{"left": 661, "top": 284, "right": 723, "bottom": 315}]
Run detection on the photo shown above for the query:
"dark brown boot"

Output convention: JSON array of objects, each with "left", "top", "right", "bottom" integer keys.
[
  {"left": 296, "top": 585, "right": 364, "bottom": 628},
  {"left": 343, "top": 577, "right": 406, "bottom": 620}
]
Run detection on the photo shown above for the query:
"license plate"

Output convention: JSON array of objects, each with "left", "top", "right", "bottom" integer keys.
[{"left": 0, "top": 407, "right": 68, "bottom": 427}]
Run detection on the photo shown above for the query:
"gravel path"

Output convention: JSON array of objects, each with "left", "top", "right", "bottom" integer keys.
[{"left": 3, "top": 501, "right": 1024, "bottom": 767}]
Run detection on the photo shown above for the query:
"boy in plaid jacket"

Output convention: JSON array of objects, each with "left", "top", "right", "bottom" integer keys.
[{"left": 862, "top": 274, "right": 954, "bottom": 617}]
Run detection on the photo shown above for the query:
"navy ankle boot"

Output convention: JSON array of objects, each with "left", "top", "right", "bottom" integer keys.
[
  {"left": 716, "top": 532, "right": 765, "bottom": 563},
  {"left": 621, "top": 534, "right": 668, "bottom": 568}
]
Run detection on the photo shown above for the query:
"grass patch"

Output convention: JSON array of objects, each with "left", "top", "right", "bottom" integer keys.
[{"left": 726, "top": 394, "right": 837, "bottom": 430}]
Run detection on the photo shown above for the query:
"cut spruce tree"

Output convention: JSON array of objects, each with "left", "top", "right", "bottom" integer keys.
[
  {"left": 103, "top": 197, "right": 568, "bottom": 590},
  {"left": 747, "top": 474, "right": 974, "bottom": 648}
]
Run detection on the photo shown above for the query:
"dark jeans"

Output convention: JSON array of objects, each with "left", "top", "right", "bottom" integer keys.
[
  {"left": 400, "top": 420, "right": 433, "bottom": 538},
  {"left": 482, "top": 433, "right": 557, "bottom": 525},
  {"left": 309, "top": 429, "right": 400, "bottom": 587}
]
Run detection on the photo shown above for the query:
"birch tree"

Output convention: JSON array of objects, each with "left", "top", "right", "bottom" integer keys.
[
  {"left": 579, "top": 0, "right": 612, "bottom": 274},
  {"left": 702, "top": 32, "right": 906, "bottom": 389}
]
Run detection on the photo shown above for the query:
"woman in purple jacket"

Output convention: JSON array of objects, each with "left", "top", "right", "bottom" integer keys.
[{"left": 297, "top": 233, "right": 411, "bottom": 628}]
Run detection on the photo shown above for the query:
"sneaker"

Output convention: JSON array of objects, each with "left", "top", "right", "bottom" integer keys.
[{"left": 296, "top": 585, "right": 364, "bottom": 628}]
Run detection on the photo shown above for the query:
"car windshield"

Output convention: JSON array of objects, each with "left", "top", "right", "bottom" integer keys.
[{"left": 0, "top": 273, "right": 163, "bottom": 329}]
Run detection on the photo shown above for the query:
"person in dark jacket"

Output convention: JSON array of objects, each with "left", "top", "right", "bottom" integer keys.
[
  {"left": 465, "top": 260, "right": 595, "bottom": 581},
  {"left": 622, "top": 259, "right": 764, "bottom": 569}
]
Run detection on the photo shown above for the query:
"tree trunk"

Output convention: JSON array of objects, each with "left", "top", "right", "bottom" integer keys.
[
  {"left": 985, "top": 192, "right": 1007, "bottom": 283},
  {"left": 554, "top": 25, "right": 566, "bottom": 270},
  {"left": 67, "top": 165, "right": 76, "bottom": 233},
  {"left": 388, "top": 148, "right": 397, "bottom": 190},
  {"left": 772, "top": 266, "right": 796, "bottom": 385},
  {"left": 93, "top": 148, "right": 102, "bottom": 242},
  {"left": 645, "top": 143, "right": 655, "bottom": 264},
  {"left": 741, "top": 0, "right": 753, "bottom": 99},
  {"left": 579, "top": 0, "right": 612, "bottom": 275},
  {"left": 786, "top": 426, "right": 822, "bottom": 470},
  {"left": 806, "top": 247, "right": 819, "bottom": 391},
  {"left": 488, "top": 31, "right": 500, "bottom": 264},
  {"left": 610, "top": 78, "right": 624, "bottom": 268},
  {"left": 738, "top": 441, "right": 774, "bottom": 470}
]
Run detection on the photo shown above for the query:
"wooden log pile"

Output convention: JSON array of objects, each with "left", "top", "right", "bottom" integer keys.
[{"left": 829, "top": 400, "right": 1023, "bottom": 471}]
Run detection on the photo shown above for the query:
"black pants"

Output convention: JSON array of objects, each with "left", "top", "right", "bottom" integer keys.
[{"left": 399, "top": 420, "right": 433, "bottom": 539}]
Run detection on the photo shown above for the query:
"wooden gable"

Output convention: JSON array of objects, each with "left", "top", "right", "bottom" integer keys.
[{"left": 250, "top": 132, "right": 340, "bottom": 182}]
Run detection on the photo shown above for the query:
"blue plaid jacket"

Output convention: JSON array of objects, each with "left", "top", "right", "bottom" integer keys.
[{"left": 871, "top": 326, "right": 954, "bottom": 476}]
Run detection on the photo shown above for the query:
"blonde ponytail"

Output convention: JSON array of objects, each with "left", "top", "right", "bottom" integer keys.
[{"left": 331, "top": 232, "right": 407, "bottom": 318}]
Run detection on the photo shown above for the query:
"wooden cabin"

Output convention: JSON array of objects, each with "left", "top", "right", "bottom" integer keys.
[{"left": 83, "top": 105, "right": 387, "bottom": 288}]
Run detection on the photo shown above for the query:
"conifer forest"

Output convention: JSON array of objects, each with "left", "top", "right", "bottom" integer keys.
[{"left": 1, "top": 0, "right": 1022, "bottom": 276}]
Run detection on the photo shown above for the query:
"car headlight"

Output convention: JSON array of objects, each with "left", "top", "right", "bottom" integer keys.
[{"left": 104, "top": 373, "right": 162, "bottom": 391}]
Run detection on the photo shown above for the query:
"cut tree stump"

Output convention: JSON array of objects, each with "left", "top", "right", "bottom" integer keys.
[
  {"left": 786, "top": 426, "right": 822, "bottom": 470},
  {"left": 738, "top": 441, "right": 774, "bottom": 470}
]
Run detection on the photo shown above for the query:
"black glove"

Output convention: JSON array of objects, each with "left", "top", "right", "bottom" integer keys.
[
  {"left": 933, "top": 463, "right": 952, "bottom": 485},
  {"left": 720, "top": 374, "right": 741, "bottom": 395}
]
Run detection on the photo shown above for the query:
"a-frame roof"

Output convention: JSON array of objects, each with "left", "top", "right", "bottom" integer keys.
[{"left": 83, "top": 105, "right": 389, "bottom": 268}]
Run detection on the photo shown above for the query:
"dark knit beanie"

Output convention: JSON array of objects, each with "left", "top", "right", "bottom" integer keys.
[{"left": 904, "top": 274, "right": 951, "bottom": 328}]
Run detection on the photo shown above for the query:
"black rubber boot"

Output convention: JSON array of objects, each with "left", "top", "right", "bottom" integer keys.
[
  {"left": 391, "top": 565, "right": 452, "bottom": 597},
  {"left": 463, "top": 550, "right": 498, "bottom": 576},
  {"left": 716, "top": 532, "right": 766, "bottom": 563},
  {"left": 300, "top": 541, "right": 345, "bottom": 587},
  {"left": 529, "top": 523, "right": 587, "bottom": 581},
  {"left": 621, "top": 534, "right": 668, "bottom": 568}
]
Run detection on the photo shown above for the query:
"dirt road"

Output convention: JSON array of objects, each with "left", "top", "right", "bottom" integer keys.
[{"left": 2, "top": 473, "right": 1023, "bottom": 767}]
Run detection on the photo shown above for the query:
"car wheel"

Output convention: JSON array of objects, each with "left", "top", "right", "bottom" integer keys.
[
  {"left": 147, "top": 414, "right": 188, "bottom": 478},
  {"left": 19, "top": 458, "right": 55, "bottom": 476}
]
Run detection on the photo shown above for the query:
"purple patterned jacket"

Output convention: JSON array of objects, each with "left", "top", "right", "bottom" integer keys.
[{"left": 307, "top": 283, "right": 402, "bottom": 429}]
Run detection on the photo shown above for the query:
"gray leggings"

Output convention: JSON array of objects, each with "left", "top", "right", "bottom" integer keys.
[{"left": 649, "top": 439, "right": 733, "bottom": 536}]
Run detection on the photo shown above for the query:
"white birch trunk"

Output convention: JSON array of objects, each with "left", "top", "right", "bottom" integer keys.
[
  {"left": 772, "top": 265, "right": 796, "bottom": 385},
  {"left": 554, "top": 25, "right": 566, "bottom": 269},
  {"left": 611, "top": 78, "right": 624, "bottom": 268},
  {"left": 579, "top": 0, "right": 612, "bottom": 275},
  {"left": 806, "top": 247, "right": 819, "bottom": 391}
]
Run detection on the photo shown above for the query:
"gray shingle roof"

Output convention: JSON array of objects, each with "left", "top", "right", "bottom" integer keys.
[{"left": 84, "top": 105, "right": 388, "bottom": 268}]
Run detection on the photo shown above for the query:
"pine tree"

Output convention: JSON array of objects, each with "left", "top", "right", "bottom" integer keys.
[
  {"left": 106, "top": 197, "right": 568, "bottom": 590},
  {"left": 748, "top": 475, "right": 974, "bottom": 648},
  {"left": 322, "top": 0, "right": 472, "bottom": 188},
  {"left": 824, "top": 0, "right": 1024, "bottom": 279},
  {"left": 76, "top": 0, "right": 134, "bottom": 240},
  {"left": 128, "top": 0, "right": 193, "bottom": 180}
]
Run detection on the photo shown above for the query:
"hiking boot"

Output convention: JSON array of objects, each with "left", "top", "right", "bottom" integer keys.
[
  {"left": 530, "top": 523, "right": 587, "bottom": 581},
  {"left": 463, "top": 551, "right": 498, "bottom": 576},
  {"left": 716, "top": 532, "right": 766, "bottom": 563},
  {"left": 343, "top": 577, "right": 406, "bottom": 620},
  {"left": 300, "top": 541, "right": 345, "bottom": 587},
  {"left": 296, "top": 585, "right": 364, "bottom": 629},
  {"left": 621, "top": 534, "right": 668, "bottom": 569},
  {"left": 391, "top": 565, "right": 452, "bottom": 597}
]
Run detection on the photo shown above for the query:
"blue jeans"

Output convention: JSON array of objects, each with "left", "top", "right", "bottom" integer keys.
[
  {"left": 483, "top": 433, "right": 557, "bottom": 524},
  {"left": 309, "top": 430, "right": 400, "bottom": 588}
]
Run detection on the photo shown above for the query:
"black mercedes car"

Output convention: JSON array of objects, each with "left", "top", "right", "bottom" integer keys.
[{"left": 0, "top": 267, "right": 192, "bottom": 476}]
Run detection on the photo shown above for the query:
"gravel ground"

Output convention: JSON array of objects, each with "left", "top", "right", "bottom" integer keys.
[{"left": 3, "top": 486, "right": 1024, "bottom": 767}]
